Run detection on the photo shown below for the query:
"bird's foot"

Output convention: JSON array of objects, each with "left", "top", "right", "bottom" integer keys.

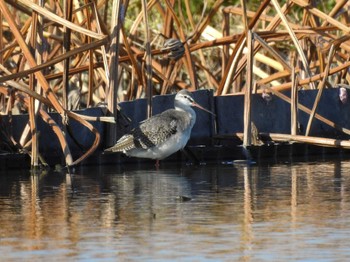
[{"left": 155, "top": 159, "right": 160, "bottom": 168}]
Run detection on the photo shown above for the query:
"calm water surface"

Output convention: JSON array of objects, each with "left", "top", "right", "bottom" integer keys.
[{"left": 1, "top": 160, "right": 350, "bottom": 261}]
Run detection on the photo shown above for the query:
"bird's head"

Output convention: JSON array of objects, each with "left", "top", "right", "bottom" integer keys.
[{"left": 174, "top": 90, "right": 215, "bottom": 116}]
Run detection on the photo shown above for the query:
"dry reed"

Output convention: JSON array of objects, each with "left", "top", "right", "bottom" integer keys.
[{"left": 0, "top": 0, "right": 350, "bottom": 167}]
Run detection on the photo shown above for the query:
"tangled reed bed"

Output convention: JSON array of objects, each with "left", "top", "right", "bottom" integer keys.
[{"left": 0, "top": 0, "right": 350, "bottom": 167}]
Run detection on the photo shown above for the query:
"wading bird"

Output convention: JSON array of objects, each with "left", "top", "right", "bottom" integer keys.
[{"left": 105, "top": 89, "right": 214, "bottom": 165}]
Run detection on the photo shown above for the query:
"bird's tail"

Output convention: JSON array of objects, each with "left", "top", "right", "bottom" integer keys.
[{"left": 104, "top": 135, "right": 134, "bottom": 153}]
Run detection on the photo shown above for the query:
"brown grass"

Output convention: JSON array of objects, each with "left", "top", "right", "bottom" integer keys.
[{"left": 0, "top": 0, "right": 350, "bottom": 166}]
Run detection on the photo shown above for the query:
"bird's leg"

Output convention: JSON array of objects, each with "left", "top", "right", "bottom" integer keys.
[{"left": 155, "top": 159, "right": 160, "bottom": 168}]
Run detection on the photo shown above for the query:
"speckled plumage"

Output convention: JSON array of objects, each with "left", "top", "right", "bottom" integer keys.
[{"left": 105, "top": 90, "right": 211, "bottom": 160}]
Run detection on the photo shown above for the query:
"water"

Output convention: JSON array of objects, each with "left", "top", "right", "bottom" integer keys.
[{"left": 1, "top": 160, "right": 350, "bottom": 261}]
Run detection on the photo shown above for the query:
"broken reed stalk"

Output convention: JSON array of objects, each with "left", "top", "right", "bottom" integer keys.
[
  {"left": 222, "top": 36, "right": 246, "bottom": 95},
  {"left": 60, "top": 0, "right": 73, "bottom": 168},
  {"left": 120, "top": 26, "right": 142, "bottom": 96},
  {"left": 270, "top": 89, "right": 350, "bottom": 136},
  {"left": 293, "top": 0, "right": 350, "bottom": 34},
  {"left": 62, "top": 0, "right": 73, "bottom": 111},
  {"left": 229, "top": 0, "right": 281, "bottom": 95},
  {"left": 259, "top": 133, "right": 350, "bottom": 150},
  {"left": 253, "top": 33, "right": 292, "bottom": 73},
  {"left": 0, "top": 2, "right": 65, "bottom": 114},
  {"left": 160, "top": 0, "right": 173, "bottom": 94},
  {"left": 188, "top": 1, "right": 215, "bottom": 88},
  {"left": 106, "top": 0, "right": 123, "bottom": 147},
  {"left": 40, "top": 109, "right": 73, "bottom": 165},
  {"left": 217, "top": 0, "right": 271, "bottom": 96},
  {"left": 0, "top": 38, "right": 108, "bottom": 84},
  {"left": 1, "top": 0, "right": 106, "bottom": 166},
  {"left": 241, "top": 0, "right": 252, "bottom": 147},
  {"left": 2, "top": 0, "right": 350, "bottom": 166},
  {"left": 271, "top": 0, "right": 314, "bottom": 90},
  {"left": 28, "top": 1, "right": 38, "bottom": 167},
  {"left": 164, "top": 0, "right": 198, "bottom": 91},
  {"left": 233, "top": 132, "right": 350, "bottom": 150},
  {"left": 0, "top": 67, "right": 114, "bottom": 124},
  {"left": 222, "top": 10, "right": 230, "bottom": 80},
  {"left": 92, "top": 1, "right": 109, "bottom": 83},
  {"left": 305, "top": 44, "right": 336, "bottom": 136},
  {"left": 291, "top": 55, "right": 298, "bottom": 136},
  {"left": 0, "top": 0, "right": 73, "bottom": 166},
  {"left": 141, "top": 0, "right": 153, "bottom": 118},
  {"left": 0, "top": 11, "right": 2, "bottom": 67},
  {"left": 17, "top": 0, "right": 104, "bottom": 39},
  {"left": 257, "top": 60, "right": 350, "bottom": 92},
  {"left": 85, "top": 0, "right": 94, "bottom": 107}
]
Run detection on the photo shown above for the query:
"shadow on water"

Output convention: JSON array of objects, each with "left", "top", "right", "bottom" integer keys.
[{"left": 1, "top": 160, "right": 350, "bottom": 260}]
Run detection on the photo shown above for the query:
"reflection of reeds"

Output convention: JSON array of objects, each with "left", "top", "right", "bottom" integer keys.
[
  {"left": 1, "top": 163, "right": 348, "bottom": 258},
  {"left": 1, "top": 1, "right": 350, "bottom": 166}
]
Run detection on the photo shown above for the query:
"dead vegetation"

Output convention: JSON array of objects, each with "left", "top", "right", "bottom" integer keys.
[{"left": 0, "top": 0, "right": 349, "bottom": 167}]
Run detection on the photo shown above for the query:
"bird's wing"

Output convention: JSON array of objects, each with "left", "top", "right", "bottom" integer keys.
[
  {"left": 135, "top": 112, "right": 179, "bottom": 148},
  {"left": 105, "top": 110, "right": 189, "bottom": 152}
]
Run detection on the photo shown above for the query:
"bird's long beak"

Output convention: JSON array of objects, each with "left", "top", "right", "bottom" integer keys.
[{"left": 192, "top": 101, "right": 216, "bottom": 117}]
